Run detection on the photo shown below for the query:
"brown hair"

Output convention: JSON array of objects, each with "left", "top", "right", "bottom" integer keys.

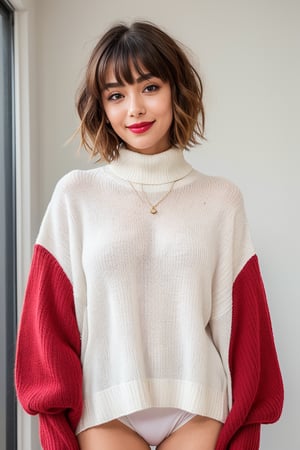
[{"left": 76, "top": 21, "right": 205, "bottom": 161}]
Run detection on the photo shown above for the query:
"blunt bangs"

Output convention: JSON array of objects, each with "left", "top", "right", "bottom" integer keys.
[{"left": 98, "top": 32, "right": 171, "bottom": 89}]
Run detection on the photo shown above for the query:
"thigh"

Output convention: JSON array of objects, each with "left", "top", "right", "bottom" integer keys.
[
  {"left": 157, "top": 415, "right": 222, "bottom": 450},
  {"left": 77, "top": 419, "right": 151, "bottom": 450}
]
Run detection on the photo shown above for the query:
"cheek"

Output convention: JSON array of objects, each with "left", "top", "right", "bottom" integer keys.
[
  {"left": 161, "top": 91, "right": 173, "bottom": 119},
  {"left": 104, "top": 106, "right": 122, "bottom": 126},
  {"left": 151, "top": 96, "right": 172, "bottom": 118},
  {"left": 162, "top": 97, "right": 173, "bottom": 126}
]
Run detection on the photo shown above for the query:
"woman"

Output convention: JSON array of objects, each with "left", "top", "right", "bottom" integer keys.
[{"left": 15, "top": 21, "right": 283, "bottom": 450}]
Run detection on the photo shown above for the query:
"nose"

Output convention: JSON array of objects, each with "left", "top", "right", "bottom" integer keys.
[{"left": 128, "top": 93, "right": 146, "bottom": 117}]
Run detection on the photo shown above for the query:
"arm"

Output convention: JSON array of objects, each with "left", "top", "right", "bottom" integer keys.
[
  {"left": 15, "top": 244, "right": 83, "bottom": 450},
  {"left": 216, "top": 255, "right": 284, "bottom": 450}
]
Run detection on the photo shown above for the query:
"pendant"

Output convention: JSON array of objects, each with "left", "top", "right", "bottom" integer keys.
[{"left": 150, "top": 206, "right": 158, "bottom": 214}]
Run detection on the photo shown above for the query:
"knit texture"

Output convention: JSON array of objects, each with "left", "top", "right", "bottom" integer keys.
[
  {"left": 15, "top": 148, "right": 283, "bottom": 449},
  {"left": 216, "top": 256, "right": 283, "bottom": 449},
  {"left": 15, "top": 245, "right": 82, "bottom": 450}
]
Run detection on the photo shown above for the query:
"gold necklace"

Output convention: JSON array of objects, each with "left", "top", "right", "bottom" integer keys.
[{"left": 128, "top": 180, "right": 176, "bottom": 214}]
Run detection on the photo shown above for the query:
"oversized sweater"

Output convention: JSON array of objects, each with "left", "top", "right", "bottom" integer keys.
[{"left": 15, "top": 147, "right": 283, "bottom": 450}]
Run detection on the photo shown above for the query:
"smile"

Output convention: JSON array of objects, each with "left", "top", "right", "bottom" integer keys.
[{"left": 127, "top": 121, "right": 155, "bottom": 134}]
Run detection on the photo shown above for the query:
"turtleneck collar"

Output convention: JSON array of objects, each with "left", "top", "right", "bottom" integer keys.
[{"left": 108, "top": 147, "right": 193, "bottom": 185}]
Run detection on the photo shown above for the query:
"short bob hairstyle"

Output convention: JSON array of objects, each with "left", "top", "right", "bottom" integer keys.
[{"left": 77, "top": 21, "right": 205, "bottom": 162}]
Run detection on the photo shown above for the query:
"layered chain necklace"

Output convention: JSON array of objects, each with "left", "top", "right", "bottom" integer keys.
[{"left": 128, "top": 180, "right": 176, "bottom": 214}]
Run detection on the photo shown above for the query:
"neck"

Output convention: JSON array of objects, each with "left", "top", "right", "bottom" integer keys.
[{"left": 108, "top": 147, "right": 193, "bottom": 185}]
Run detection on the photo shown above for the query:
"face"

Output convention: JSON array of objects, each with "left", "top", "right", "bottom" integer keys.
[{"left": 101, "top": 63, "right": 173, "bottom": 155}]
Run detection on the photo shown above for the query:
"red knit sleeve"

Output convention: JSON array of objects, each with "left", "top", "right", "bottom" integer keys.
[
  {"left": 216, "top": 255, "right": 284, "bottom": 450},
  {"left": 15, "top": 244, "right": 83, "bottom": 450}
]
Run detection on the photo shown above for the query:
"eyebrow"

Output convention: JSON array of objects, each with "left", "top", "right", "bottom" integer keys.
[{"left": 103, "top": 73, "right": 154, "bottom": 90}]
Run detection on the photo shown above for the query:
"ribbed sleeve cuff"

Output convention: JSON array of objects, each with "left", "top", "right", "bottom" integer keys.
[{"left": 40, "top": 414, "right": 80, "bottom": 450}]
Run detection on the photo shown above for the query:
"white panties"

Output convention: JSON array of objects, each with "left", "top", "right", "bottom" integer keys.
[{"left": 118, "top": 407, "right": 196, "bottom": 446}]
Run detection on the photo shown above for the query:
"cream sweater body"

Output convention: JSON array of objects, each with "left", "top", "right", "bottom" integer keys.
[{"left": 35, "top": 148, "right": 255, "bottom": 433}]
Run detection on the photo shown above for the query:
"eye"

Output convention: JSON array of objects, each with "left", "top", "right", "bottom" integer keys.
[
  {"left": 107, "top": 92, "right": 123, "bottom": 101},
  {"left": 144, "top": 84, "right": 159, "bottom": 93}
]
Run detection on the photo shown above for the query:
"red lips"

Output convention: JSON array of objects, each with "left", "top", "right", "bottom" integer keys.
[{"left": 127, "top": 121, "right": 155, "bottom": 134}]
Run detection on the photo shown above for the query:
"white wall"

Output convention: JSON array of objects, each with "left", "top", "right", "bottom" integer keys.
[{"left": 17, "top": 0, "right": 300, "bottom": 449}]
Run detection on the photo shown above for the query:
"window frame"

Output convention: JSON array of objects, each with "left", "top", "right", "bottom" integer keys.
[{"left": 0, "top": 0, "right": 17, "bottom": 449}]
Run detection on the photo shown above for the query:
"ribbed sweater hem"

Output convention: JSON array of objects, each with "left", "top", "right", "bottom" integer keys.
[{"left": 76, "top": 378, "right": 228, "bottom": 434}]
